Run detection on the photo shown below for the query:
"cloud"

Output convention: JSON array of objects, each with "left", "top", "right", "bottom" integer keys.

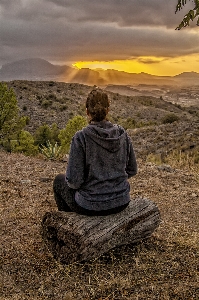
[
  {"left": 135, "top": 58, "right": 165, "bottom": 64},
  {"left": 0, "top": 0, "right": 198, "bottom": 67},
  {"left": 47, "top": 0, "right": 193, "bottom": 27}
]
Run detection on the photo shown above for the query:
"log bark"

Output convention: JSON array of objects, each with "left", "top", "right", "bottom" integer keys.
[{"left": 42, "top": 197, "right": 160, "bottom": 264}]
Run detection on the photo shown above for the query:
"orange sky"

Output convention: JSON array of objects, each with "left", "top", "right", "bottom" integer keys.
[{"left": 73, "top": 54, "right": 199, "bottom": 76}]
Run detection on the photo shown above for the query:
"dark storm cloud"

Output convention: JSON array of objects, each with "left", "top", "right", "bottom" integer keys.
[
  {"left": 0, "top": 0, "right": 198, "bottom": 66},
  {"left": 47, "top": 0, "right": 193, "bottom": 27}
]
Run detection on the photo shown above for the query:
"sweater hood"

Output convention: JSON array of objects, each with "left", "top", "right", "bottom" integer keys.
[{"left": 83, "top": 121, "right": 126, "bottom": 152}]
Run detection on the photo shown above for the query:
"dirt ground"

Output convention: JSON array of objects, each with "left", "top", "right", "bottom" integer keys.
[{"left": 0, "top": 151, "right": 198, "bottom": 300}]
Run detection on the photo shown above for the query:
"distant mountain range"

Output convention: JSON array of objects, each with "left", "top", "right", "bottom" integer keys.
[{"left": 0, "top": 58, "right": 199, "bottom": 86}]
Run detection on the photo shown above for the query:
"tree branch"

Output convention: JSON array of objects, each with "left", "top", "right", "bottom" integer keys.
[{"left": 175, "top": 0, "right": 199, "bottom": 29}]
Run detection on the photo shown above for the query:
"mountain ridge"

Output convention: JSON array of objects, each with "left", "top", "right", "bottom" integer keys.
[{"left": 0, "top": 58, "right": 199, "bottom": 86}]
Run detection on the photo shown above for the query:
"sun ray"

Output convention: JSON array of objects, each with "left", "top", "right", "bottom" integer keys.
[{"left": 72, "top": 54, "right": 199, "bottom": 76}]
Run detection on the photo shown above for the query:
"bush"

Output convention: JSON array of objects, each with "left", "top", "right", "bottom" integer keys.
[
  {"left": 41, "top": 100, "right": 52, "bottom": 108},
  {"left": 39, "top": 140, "right": 62, "bottom": 160},
  {"left": 11, "top": 130, "right": 38, "bottom": 156},
  {"left": 161, "top": 113, "right": 179, "bottom": 124},
  {"left": 59, "top": 115, "right": 87, "bottom": 153},
  {"left": 122, "top": 117, "right": 136, "bottom": 130},
  {"left": 59, "top": 104, "right": 68, "bottom": 111},
  {"left": 34, "top": 124, "right": 52, "bottom": 146},
  {"left": 34, "top": 123, "right": 60, "bottom": 147}
]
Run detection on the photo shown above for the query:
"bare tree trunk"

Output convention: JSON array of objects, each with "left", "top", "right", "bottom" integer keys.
[{"left": 42, "top": 197, "right": 160, "bottom": 264}]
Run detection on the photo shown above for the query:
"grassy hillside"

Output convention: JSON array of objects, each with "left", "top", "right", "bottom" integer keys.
[
  {"left": 4, "top": 80, "right": 199, "bottom": 163},
  {"left": 6, "top": 80, "right": 199, "bottom": 134}
]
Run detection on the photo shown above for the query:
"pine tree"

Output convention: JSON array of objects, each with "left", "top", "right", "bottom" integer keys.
[
  {"left": 0, "top": 83, "right": 26, "bottom": 151},
  {"left": 11, "top": 130, "right": 38, "bottom": 156},
  {"left": 34, "top": 123, "right": 60, "bottom": 147}
]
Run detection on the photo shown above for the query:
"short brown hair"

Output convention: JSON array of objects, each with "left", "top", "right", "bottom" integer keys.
[{"left": 86, "top": 89, "right": 110, "bottom": 122}]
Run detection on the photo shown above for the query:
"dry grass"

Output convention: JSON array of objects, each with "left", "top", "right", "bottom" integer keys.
[{"left": 1, "top": 151, "right": 198, "bottom": 300}]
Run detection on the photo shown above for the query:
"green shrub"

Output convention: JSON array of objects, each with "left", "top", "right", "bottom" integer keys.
[
  {"left": 34, "top": 124, "right": 52, "bottom": 146},
  {"left": 39, "top": 140, "right": 62, "bottom": 160},
  {"left": 122, "top": 117, "right": 136, "bottom": 130},
  {"left": 162, "top": 113, "right": 179, "bottom": 124},
  {"left": 41, "top": 100, "right": 52, "bottom": 108},
  {"left": 34, "top": 123, "right": 60, "bottom": 147},
  {"left": 59, "top": 115, "right": 87, "bottom": 153},
  {"left": 11, "top": 130, "right": 38, "bottom": 156}
]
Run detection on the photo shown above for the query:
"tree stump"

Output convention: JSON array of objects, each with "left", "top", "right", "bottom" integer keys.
[{"left": 42, "top": 197, "right": 160, "bottom": 264}]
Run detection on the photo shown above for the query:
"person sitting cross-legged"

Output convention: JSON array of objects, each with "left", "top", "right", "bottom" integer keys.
[{"left": 53, "top": 88, "right": 137, "bottom": 216}]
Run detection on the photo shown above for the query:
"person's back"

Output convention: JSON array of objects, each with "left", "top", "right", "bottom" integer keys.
[{"left": 53, "top": 88, "right": 137, "bottom": 215}]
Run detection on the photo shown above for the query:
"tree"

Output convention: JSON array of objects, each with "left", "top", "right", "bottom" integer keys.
[
  {"left": 11, "top": 130, "right": 38, "bottom": 156},
  {"left": 34, "top": 124, "right": 52, "bottom": 146},
  {"left": 175, "top": 0, "right": 199, "bottom": 29},
  {"left": 51, "top": 123, "right": 61, "bottom": 145},
  {"left": 0, "top": 83, "right": 27, "bottom": 151},
  {"left": 34, "top": 123, "right": 61, "bottom": 147},
  {"left": 59, "top": 115, "right": 87, "bottom": 154}
]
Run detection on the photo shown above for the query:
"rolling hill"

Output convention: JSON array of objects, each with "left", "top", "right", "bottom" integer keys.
[{"left": 1, "top": 58, "right": 199, "bottom": 86}]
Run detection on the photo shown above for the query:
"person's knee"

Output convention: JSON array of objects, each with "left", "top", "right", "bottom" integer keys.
[{"left": 53, "top": 173, "right": 65, "bottom": 191}]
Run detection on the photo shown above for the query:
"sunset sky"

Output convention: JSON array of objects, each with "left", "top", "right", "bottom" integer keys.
[{"left": 0, "top": 0, "right": 199, "bottom": 76}]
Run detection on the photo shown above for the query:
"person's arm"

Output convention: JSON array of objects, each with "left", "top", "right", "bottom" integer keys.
[
  {"left": 126, "top": 135, "right": 137, "bottom": 178},
  {"left": 65, "top": 133, "right": 85, "bottom": 189}
]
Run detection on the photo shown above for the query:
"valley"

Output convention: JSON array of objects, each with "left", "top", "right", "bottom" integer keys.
[{"left": 105, "top": 84, "right": 199, "bottom": 107}]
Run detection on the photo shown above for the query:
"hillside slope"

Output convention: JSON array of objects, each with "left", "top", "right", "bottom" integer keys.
[
  {"left": 6, "top": 80, "right": 199, "bottom": 135},
  {"left": 3, "top": 80, "right": 199, "bottom": 162},
  {"left": 1, "top": 151, "right": 198, "bottom": 299}
]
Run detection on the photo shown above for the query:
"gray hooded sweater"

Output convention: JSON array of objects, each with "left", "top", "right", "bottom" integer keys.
[{"left": 66, "top": 120, "right": 137, "bottom": 211}]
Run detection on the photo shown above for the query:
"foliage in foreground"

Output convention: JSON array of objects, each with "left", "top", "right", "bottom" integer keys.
[
  {"left": 59, "top": 115, "right": 87, "bottom": 154},
  {"left": 175, "top": 0, "right": 199, "bottom": 29},
  {"left": 36, "top": 116, "right": 87, "bottom": 158}
]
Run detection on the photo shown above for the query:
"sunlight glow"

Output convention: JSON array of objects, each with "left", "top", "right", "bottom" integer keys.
[{"left": 72, "top": 54, "right": 199, "bottom": 76}]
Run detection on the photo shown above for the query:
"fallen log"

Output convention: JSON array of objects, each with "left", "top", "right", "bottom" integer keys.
[{"left": 42, "top": 197, "right": 160, "bottom": 264}]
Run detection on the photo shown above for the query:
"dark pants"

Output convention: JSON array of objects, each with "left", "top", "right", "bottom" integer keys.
[{"left": 53, "top": 174, "right": 129, "bottom": 216}]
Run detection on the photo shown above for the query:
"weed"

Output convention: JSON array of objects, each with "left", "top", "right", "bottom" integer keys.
[{"left": 39, "top": 140, "right": 62, "bottom": 160}]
